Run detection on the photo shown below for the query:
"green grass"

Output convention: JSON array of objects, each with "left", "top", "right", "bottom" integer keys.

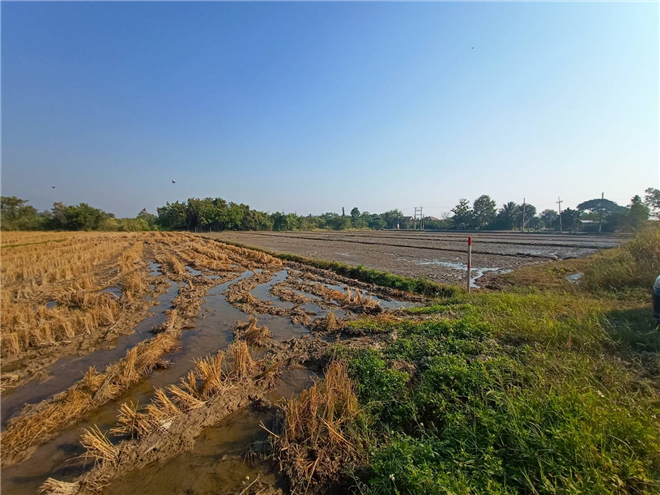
[
  {"left": 583, "top": 228, "right": 660, "bottom": 291},
  {"left": 222, "top": 230, "right": 660, "bottom": 492},
  {"left": 341, "top": 296, "right": 660, "bottom": 494},
  {"left": 325, "top": 231, "right": 660, "bottom": 494}
]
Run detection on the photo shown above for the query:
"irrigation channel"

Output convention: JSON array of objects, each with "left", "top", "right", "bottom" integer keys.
[{"left": 1, "top": 260, "right": 417, "bottom": 495}]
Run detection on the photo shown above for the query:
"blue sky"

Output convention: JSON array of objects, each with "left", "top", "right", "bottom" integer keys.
[{"left": 2, "top": 2, "right": 658, "bottom": 218}]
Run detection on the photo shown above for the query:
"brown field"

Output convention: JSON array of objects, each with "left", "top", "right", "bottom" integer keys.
[
  {"left": 201, "top": 230, "right": 628, "bottom": 286},
  {"left": 0, "top": 231, "right": 418, "bottom": 495}
]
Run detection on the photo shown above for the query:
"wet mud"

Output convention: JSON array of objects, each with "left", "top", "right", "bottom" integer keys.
[
  {"left": 203, "top": 231, "right": 623, "bottom": 284},
  {"left": 2, "top": 236, "right": 421, "bottom": 495}
]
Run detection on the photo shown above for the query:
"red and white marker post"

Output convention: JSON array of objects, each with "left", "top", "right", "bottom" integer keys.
[{"left": 467, "top": 236, "right": 472, "bottom": 293}]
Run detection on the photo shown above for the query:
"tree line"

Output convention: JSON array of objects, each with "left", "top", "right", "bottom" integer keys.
[{"left": 2, "top": 188, "right": 658, "bottom": 233}]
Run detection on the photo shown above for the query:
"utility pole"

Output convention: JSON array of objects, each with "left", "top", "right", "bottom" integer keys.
[
  {"left": 598, "top": 192, "right": 604, "bottom": 234},
  {"left": 521, "top": 198, "right": 526, "bottom": 233},
  {"left": 421, "top": 206, "right": 424, "bottom": 230},
  {"left": 413, "top": 207, "right": 423, "bottom": 230},
  {"left": 557, "top": 197, "right": 563, "bottom": 233}
]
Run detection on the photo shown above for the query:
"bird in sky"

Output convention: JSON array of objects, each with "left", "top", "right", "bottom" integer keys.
[
  {"left": 52, "top": 186, "right": 55, "bottom": 189},
  {"left": 172, "top": 179, "right": 176, "bottom": 184}
]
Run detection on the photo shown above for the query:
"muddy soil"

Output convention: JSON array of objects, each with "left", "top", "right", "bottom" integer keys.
[{"left": 202, "top": 231, "right": 623, "bottom": 285}]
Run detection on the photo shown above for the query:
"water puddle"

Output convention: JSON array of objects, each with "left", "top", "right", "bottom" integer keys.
[
  {"left": 101, "top": 285, "right": 122, "bottom": 299},
  {"left": 251, "top": 270, "right": 295, "bottom": 310},
  {"left": 1, "top": 282, "right": 179, "bottom": 428},
  {"left": 0, "top": 274, "right": 253, "bottom": 494},
  {"left": 103, "top": 368, "right": 315, "bottom": 495},
  {"left": 148, "top": 261, "right": 161, "bottom": 277},
  {"left": 414, "top": 258, "right": 510, "bottom": 288},
  {"left": 317, "top": 280, "right": 415, "bottom": 309},
  {"left": 186, "top": 266, "right": 203, "bottom": 276},
  {"left": 566, "top": 272, "right": 584, "bottom": 284},
  {"left": 256, "top": 314, "right": 310, "bottom": 341}
]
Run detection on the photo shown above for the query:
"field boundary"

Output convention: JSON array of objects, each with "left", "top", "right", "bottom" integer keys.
[{"left": 206, "top": 237, "right": 460, "bottom": 298}]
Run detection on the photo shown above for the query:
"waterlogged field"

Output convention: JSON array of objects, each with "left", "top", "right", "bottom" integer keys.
[
  {"left": 1, "top": 230, "right": 659, "bottom": 495},
  {"left": 0, "top": 231, "right": 420, "bottom": 495},
  {"left": 203, "top": 230, "right": 629, "bottom": 287}
]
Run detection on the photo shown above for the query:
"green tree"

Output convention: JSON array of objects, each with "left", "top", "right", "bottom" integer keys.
[
  {"left": 137, "top": 209, "right": 158, "bottom": 230},
  {"left": 472, "top": 195, "right": 496, "bottom": 229},
  {"left": 628, "top": 195, "right": 650, "bottom": 230},
  {"left": 365, "top": 213, "right": 386, "bottom": 230},
  {"left": 1, "top": 196, "right": 43, "bottom": 230},
  {"left": 48, "top": 202, "right": 111, "bottom": 231},
  {"left": 560, "top": 208, "right": 581, "bottom": 233},
  {"left": 382, "top": 210, "right": 403, "bottom": 229},
  {"left": 451, "top": 199, "right": 474, "bottom": 230},
  {"left": 511, "top": 203, "right": 537, "bottom": 231},
  {"left": 644, "top": 188, "right": 660, "bottom": 218},
  {"left": 496, "top": 202, "right": 520, "bottom": 230},
  {"left": 577, "top": 198, "right": 627, "bottom": 215},
  {"left": 540, "top": 209, "right": 558, "bottom": 230}
]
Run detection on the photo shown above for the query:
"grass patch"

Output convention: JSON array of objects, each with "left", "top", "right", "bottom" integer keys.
[
  {"left": 277, "top": 230, "right": 660, "bottom": 494},
  {"left": 583, "top": 228, "right": 660, "bottom": 291},
  {"left": 342, "top": 302, "right": 660, "bottom": 494}
]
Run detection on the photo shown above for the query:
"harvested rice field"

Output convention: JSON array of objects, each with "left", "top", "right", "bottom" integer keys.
[
  {"left": 2, "top": 231, "right": 659, "bottom": 495},
  {"left": 0, "top": 231, "right": 421, "bottom": 494}
]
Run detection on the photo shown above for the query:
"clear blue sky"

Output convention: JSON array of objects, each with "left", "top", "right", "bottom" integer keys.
[{"left": 2, "top": 2, "right": 658, "bottom": 218}]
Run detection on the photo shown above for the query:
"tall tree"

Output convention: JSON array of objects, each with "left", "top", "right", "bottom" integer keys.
[
  {"left": 560, "top": 208, "right": 581, "bottom": 233},
  {"left": 472, "top": 195, "right": 496, "bottom": 229},
  {"left": 494, "top": 202, "right": 519, "bottom": 230},
  {"left": 540, "top": 209, "right": 558, "bottom": 230},
  {"left": 629, "top": 195, "right": 650, "bottom": 229},
  {"left": 644, "top": 188, "right": 660, "bottom": 218},
  {"left": 451, "top": 199, "right": 474, "bottom": 230}
]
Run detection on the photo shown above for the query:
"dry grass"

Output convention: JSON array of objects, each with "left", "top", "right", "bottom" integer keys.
[
  {"left": 81, "top": 425, "right": 119, "bottom": 464},
  {"left": 272, "top": 361, "right": 361, "bottom": 492},
  {"left": 41, "top": 342, "right": 268, "bottom": 495},
  {"left": 39, "top": 479, "right": 80, "bottom": 495},
  {"left": 103, "top": 342, "right": 256, "bottom": 441},
  {"left": 0, "top": 309, "right": 182, "bottom": 465},
  {"left": 1, "top": 234, "right": 154, "bottom": 360},
  {"left": 1, "top": 232, "right": 261, "bottom": 463},
  {"left": 239, "top": 316, "right": 273, "bottom": 346},
  {"left": 317, "top": 311, "right": 341, "bottom": 332}
]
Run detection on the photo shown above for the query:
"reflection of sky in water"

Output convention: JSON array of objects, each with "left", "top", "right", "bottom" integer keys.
[{"left": 411, "top": 258, "right": 511, "bottom": 288}]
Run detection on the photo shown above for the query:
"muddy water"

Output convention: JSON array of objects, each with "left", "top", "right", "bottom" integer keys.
[
  {"left": 0, "top": 275, "right": 248, "bottom": 494},
  {"left": 414, "top": 258, "right": 512, "bottom": 288},
  {"left": 252, "top": 269, "right": 295, "bottom": 310},
  {"left": 1, "top": 282, "right": 179, "bottom": 428},
  {"left": 2, "top": 266, "right": 413, "bottom": 494},
  {"left": 320, "top": 280, "right": 415, "bottom": 310},
  {"left": 102, "top": 368, "right": 315, "bottom": 495}
]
